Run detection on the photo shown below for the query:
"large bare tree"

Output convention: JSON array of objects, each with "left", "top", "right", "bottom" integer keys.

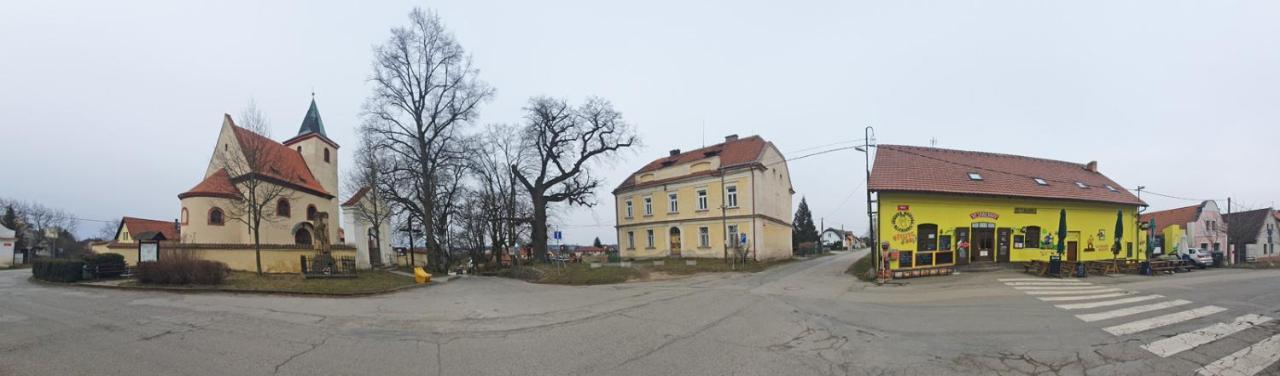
[
  {"left": 219, "top": 101, "right": 296, "bottom": 275},
  {"left": 362, "top": 7, "right": 493, "bottom": 272},
  {"left": 513, "top": 97, "right": 638, "bottom": 261}
]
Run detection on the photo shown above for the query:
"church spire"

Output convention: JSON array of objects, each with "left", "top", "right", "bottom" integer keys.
[{"left": 297, "top": 97, "right": 327, "bottom": 138}]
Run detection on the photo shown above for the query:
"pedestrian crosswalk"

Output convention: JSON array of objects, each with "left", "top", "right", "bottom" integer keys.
[{"left": 998, "top": 278, "right": 1280, "bottom": 376}]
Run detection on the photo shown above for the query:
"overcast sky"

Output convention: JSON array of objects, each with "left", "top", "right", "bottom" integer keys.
[{"left": 2, "top": 1, "right": 1278, "bottom": 244}]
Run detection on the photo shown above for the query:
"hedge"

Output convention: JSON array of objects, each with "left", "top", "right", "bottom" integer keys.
[
  {"left": 33, "top": 260, "right": 85, "bottom": 282},
  {"left": 83, "top": 253, "right": 127, "bottom": 278},
  {"left": 135, "top": 253, "right": 229, "bottom": 285}
]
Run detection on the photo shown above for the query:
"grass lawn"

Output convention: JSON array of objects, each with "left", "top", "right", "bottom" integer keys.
[
  {"left": 846, "top": 252, "right": 875, "bottom": 281},
  {"left": 499, "top": 256, "right": 797, "bottom": 285},
  {"left": 124, "top": 270, "right": 417, "bottom": 295}
]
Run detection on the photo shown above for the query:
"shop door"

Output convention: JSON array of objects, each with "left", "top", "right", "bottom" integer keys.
[
  {"left": 971, "top": 228, "right": 995, "bottom": 262},
  {"left": 1067, "top": 241, "right": 1079, "bottom": 262},
  {"left": 955, "top": 228, "right": 970, "bottom": 265},
  {"left": 997, "top": 228, "right": 1011, "bottom": 263}
]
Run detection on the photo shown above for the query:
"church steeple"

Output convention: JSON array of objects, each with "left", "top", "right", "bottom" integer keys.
[{"left": 297, "top": 96, "right": 327, "bottom": 138}]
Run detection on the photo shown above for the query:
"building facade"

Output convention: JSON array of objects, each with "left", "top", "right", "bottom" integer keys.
[
  {"left": 869, "top": 145, "right": 1146, "bottom": 277},
  {"left": 1139, "top": 200, "right": 1230, "bottom": 260},
  {"left": 341, "top": 186, "right": 396, "bottom": 269},
  {"left": 1224, "top": 208, "right": 1278, "bottom": 261},
  {"left": 0, "top": 223, "right": 15, "bottom": 267},
  {"left": 613, "top": 135, "right": 794, "bottom": 261}
]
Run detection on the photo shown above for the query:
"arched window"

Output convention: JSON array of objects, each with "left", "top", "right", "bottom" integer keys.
[
  {"left": 306, "top": 205, "right": 318, "bottom": 220},
  {"left": 208, "top": 207, "right": 224, "bottom": 226},
  {"left": 296, "top": 146, "right": 302, "bottom": 153},
  {"left": 1025, "top": 226, "right": 1041, "bottom": 248},
  {"left": 276, "top": 199, "right": 291, "bottom": 217},
  {"left": 323, "top": 148, "right": 330, "bottom": 163},
  {"left": 181, "top": 207, "right": 189, "bottom": 225},
  {"left": 917, "top": 224, "right": 938, "bottom": 252},
  {"left": 294, "top": 228, "right": 312, "bottom": 245}
]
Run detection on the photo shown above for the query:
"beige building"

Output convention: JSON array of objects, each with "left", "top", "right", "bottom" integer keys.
[{"left": 613, "top": 135, "right": 794, "bottom": 261}]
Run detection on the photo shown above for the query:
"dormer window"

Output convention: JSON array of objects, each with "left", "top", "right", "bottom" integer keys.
[
  {"left": 703, "top": 150, "right": 721, "bottom": 157},
  {"left": 1104, "top": 184, "right": 1117, "bottom": 192},
  {"left": 1075, "top": 182, "right": 1089, "bottom": 189},
  {"left": 967, "top": 172, "right": 983, "bottom": 181},
  {"left": 1033, "top": 178, "right": 1048, "bottom": 186}
]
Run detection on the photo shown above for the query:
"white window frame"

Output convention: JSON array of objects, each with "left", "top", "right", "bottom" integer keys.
[
  {"left": 697, "top": 189, "right": 708, "bottom": 210},
  {"left": 625, "top": 200, "right": 633, "bottom": 218},
  {"left": 727, "top": 224, "right": 740, "bottom": 247},
  {"left": 668, "top": 192, "right": 678, "bottom": 213},
  {"left": 627, "top": 231, "right": 635, "bottom": 249},
  {"left": 646, "top": 229, "right": 655, "bottom": 248},
  {"left": 699, "top": 226, "right": 709, "bottom": 247},
  {"left": 726, "top": 186, "right": 738, "bottom": 208},
  {"left": 968, "top": 172, "right": 983, "bottom": 181},
  {"left": 643, "top": 196, "right": 653, "bottom": 216}
]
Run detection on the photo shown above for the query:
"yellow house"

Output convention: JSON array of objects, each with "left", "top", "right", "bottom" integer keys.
[
  {"left": 613, "top": 135, "right": 794, "bottom": 261},
  {"left": 868, "top": 145, "right": 1147, "bottom": 278}
]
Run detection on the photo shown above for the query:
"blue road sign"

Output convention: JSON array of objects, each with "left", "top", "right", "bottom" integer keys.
[
  {"left": 554, "top": 231, "right": 562, "bottom": 240},
  {"left": 739, "top": 233, "right": 748, "bottom": 245}
]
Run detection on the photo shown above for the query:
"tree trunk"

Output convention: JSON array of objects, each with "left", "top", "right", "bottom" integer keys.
[
  {"left": 253, "top": 222, "right": 263, "bottom": 275},
  {"left": 531, "top": 192, "right": 548, "bottom": 262}
]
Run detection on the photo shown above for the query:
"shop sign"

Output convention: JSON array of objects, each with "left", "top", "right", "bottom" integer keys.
[
  {"left": 893, "top": 232, "right": 917, "bottom": 244},
  {"left": 897, "top": 205, "right": 910, "bottom": 211},
  {"left": 969, "top": 211, "right": 1000, "bottom": 220},
  {"left": 892, "top": 212, "right": 915, "bottom": 232},
  {"left": 2, "top": 243, "right": 10, "bottom": 247},
  {"left": 1014, "top": 207, "right": 1037, "bottom": 214}
]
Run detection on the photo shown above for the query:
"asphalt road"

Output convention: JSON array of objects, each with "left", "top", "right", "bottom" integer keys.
[{"left": 2, "top": 251, "right": 1279, "bottom": 376}]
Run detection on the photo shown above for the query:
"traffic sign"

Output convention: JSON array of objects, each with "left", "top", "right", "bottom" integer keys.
[{"left": 553, "top": 231, "right": 562, "bottom": 240}]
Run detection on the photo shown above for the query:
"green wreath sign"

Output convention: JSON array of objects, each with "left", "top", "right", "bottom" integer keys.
[{"left": 892, "top": 212, "right": 915, "bottom": 233}]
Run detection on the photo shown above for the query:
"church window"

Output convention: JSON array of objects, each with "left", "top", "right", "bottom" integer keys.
[
  {"left": 208, "top": 207, "right": 224, "bottom": 226},
  {"left": 307, "top": 205, "right": 318, "bottom": 220},
  {"left": 276, "top": 199, "right": 291, "bottom": 218},
  {"left": 181, "top": 207, "right": 189, "bottom": 225},
  {"left": 296, "top": 146, "right": 301, "bottom": 153},
  {"left": 324, "top": 148, "right": 330, "bottom": 163}
]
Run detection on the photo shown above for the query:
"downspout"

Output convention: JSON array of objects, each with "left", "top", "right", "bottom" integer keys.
[{"left": 751, "top": 166, "right": 757, "bottom": 262}]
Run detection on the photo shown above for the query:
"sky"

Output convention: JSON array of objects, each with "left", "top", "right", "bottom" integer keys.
[{"left": 2, "top": 1, "right": 1278, "bottom": 244}]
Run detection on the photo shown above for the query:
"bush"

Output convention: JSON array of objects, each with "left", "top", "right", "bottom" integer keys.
[
  {"left": 135, "top": 252, "right": 229, "bottom": 285},
  {"left": 82, "top": 253, "right": 127, "bottom": 278},
  {"left": 846, "top": 252, "right": 875, "bottom": 282},
  {"left": 32, "top": 259, "right": 85, "bottom": 282}
]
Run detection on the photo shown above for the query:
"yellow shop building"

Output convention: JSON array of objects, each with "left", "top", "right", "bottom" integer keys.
[{"left": 868, "top": 145, "right": 1147, "bottom": 278}]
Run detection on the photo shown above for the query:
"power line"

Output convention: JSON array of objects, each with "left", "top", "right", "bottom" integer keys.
[
  {"left": 1136, "top": 189, "right": 1223, "bottom": 203},
  {"left": 786, "top": 139, "right": 866, "bottom": 155},
  {"left": 767, "top": 145, "right": 860, "bottom": 168}
]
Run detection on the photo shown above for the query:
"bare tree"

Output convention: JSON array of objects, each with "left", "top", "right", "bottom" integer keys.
[
  {"left": 474, "top": 124, "right": 531, "bottom": 266},
  {"left": 344, "top": 133, "right": 395, "bottom": 266},
  {"left": 362, "top": 7, "right": 493, "bottom": 272},
  {"left": 219, "top": 101, "right": 297, "bottom": 275},
  {"left": 513, "top": 97, "right": 639, "bottom": 261},
  {"left": 97, "top": 218, "right": 122, "bottom": 241}
]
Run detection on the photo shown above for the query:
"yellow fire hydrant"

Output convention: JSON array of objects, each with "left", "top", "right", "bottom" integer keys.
[{"left": 414, "top": 266, "right": 432, "bottom": 284}]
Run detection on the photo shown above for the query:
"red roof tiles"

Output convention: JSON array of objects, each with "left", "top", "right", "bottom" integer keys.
[
  {"left": 120, "top": 216, "right": 179, "bottom": 241},
  {"left": 869, "top": 145, "right": 1144, "bottom": 206},
  {"left": 229, "top": 124, "right": 330, "bottom": 197},
  {"left": 615, "top": 136, "right": 768, "bottom": 192},
  {"left": 342, "top": 186, "right": 371, "bottom": 207},
  {"left": 1139, "top": 204, "right": 1202, "bottom": 232},
  {"left": 179, "top": 168, "right": 240, "bottom": 199}
]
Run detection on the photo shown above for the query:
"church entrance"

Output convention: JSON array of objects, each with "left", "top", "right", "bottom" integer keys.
[{"left": 295, "top": 228, "right": 313, "bottom": 245}]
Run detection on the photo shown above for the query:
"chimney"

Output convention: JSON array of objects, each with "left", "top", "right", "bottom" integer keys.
[
  {"left": 724, "top": 134, "right": 739, "bottom": 142},
  {"left": 669, "top": 149, "right": 681, "bottom": 156},
  {"left": 1085, "top": 161, "right": 1098, "bottom": 172}
]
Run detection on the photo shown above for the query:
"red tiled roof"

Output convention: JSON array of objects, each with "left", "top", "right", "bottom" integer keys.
[
  {"left": 120, "top": 216, "right": 179, "bottom": 241},
  {"left": 615, "top": 136, "right": 769, "bottom": 192},
  {"left": 179, "top": 168, "right": 240, "bottom": 199},
  {"left": 1139, "top": 204, "right": 1202, "bottom": 232},
  {"left": 869, "top": 145, "right": 1145, "bottom": 206},
  {"left": 229, "top": 123, "right": 330, "bottom": 197},
  {"left": 342, "top": 186, "right": 371, "bottom": 207}
]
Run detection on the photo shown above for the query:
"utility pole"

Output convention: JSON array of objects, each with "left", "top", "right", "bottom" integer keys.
[
  {"left": 1227, "top": 197, "right": 1232, "bottom": 264},
  {"left": 820, "top": 217, "right": 824, "bottom": 256},
  {"left": 859, "top": 126, "right": 878, "bottom": 283}
]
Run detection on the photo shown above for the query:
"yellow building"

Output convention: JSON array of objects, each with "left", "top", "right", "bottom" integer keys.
[
  {"left": 868, "top": 145, "right": 1147, "bottom": 278},
  {"left": 613, "top": 135, "right": 794, "bottom": 261}
]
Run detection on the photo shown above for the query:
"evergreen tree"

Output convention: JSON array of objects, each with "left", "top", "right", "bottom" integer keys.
[
  {"left": 593, "top": 237, "right": 603, "bottom": 248},
  {"left": 792, "top": 197, "right": 819, "bottom": 251}
]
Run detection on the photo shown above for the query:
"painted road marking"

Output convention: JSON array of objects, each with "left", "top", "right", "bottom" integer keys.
[
  {"left": 1103, "top": 306, "right": 1227, "bottom": 336},
  {"left": 1013, "top": 285, "right": 1108, "bottom": 290},
  {"left": 1056, "top": 295, "right": 1164, "bottom": 310},
  {"left": 1075, "top": 300, "right": 1192, "bottom": 322},
  {"left": 1004, "top": 282, "right": 1093, "bottom": 286},
  {"left": 1143, "top": 314, "right": 1274, "bottom": 358},
  {"left": 998, "top": 278, "right": 1080, "bottom": 282},
  {"left": 1038, "top": 292, "right": 1131, "bottom": 301},
  {"left": 1196, "top": 332, "right": 1280, "bottom": 376},
  {"left": 1024, "top": 288, "right": 1121, "bottom": 295}
]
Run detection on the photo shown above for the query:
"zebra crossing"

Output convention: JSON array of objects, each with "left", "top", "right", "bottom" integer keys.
[{"left": 999, "top": 278, "right": 1280, "bottom": 376}]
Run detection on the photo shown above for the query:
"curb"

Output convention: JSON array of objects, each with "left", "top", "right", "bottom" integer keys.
[{"left": 28, "top": 275, "right": 436, "bottom": 298}]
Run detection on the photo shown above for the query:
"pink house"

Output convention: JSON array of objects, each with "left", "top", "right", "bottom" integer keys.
[{"left": 1140, "top": 200, "right": 1231, "bottom": 263}]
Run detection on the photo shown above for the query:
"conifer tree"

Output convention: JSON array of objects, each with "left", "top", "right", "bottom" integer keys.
[{"left": 792, "top": 197, "right": 819, "bottom": 251}]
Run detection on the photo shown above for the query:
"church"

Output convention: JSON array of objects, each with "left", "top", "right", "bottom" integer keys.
[{"left": 95, "top": 99, "right": 394, "bottom": 272}]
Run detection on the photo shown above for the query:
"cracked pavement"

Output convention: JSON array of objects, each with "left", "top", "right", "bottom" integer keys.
[{"left": 1, "top": 251, "right": 1278, "bottom": 375}]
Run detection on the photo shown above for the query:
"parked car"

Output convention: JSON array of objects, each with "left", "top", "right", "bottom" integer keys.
[{"left": 1180, "top": 248, "right": 1213, "bottom": 268}]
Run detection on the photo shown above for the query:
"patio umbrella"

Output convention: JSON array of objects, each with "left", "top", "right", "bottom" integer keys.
[
  {"left": 1056, "top": 209, "right": 1067, "bottom": 257},
  {"left": 1112, "top": 210, "right": 1124, "bottom": 260}
]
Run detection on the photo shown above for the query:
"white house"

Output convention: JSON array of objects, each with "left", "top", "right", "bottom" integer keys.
[
  {"left": 0, "top": 224, "right": 15, "bottom": 267},
  {"left": 340, "top": 187, "right": 395, "bottom": 269}
]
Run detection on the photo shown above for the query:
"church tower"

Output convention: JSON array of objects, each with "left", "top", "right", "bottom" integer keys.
[{"left": 283, "top": 97, "right": 340, "bottom": 202}]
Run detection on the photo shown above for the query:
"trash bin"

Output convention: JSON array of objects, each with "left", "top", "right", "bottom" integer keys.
[
  {"left": 1048, "top": 255, "right": 1062, "bottom": 276},
  {"left": 1139, "top": 261, "right": 1151, "bottom": 276},
  {"left": 1211, "top": 251, "right": 1224, "bottom": 267},
  {"left": 1075, "top": 263, "right": 1087, "bottom": 278}
]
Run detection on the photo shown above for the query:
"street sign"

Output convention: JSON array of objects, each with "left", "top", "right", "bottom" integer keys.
[
  {"left": 739, "top": 233, "right": 748, "bottom": 246},
  {"left": 553, "top": 231, "right": 562, "bottom": 240}
]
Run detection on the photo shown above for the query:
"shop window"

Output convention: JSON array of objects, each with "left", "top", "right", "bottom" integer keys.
[
  {"left": 916, "top": 224, "right": 938, "bottom": 252},
  {"left": 898, "top": 251, "right": 913, "bottom": 268},
  {"left": 1025, "top": 226, "right": 1041, "bottom": 248}
]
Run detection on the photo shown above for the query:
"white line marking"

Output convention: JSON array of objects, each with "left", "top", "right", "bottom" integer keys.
[
  {"left": 1196, "top": 332, "right": 1280, "bottom": 376},
  {"left": 1075, "top": 300, "right": 1192, "bottom": 322},
  {"left": 1056, "top": 295, "right": 1164, "bottom": 310},
  {"left": 1038, "top": 292, "right": 1131, "bottom": 301},
  {"left": 1144, "top": 314, "right": 1274, "bottom": 358},
  {"left": 1025, "top": 288, "right": 1121, "bottom": 295},
  {"left": 1004, "top": 282, "right": 1093, "bottom": 286},
  {"left": 1014, "top": 285, "right": 1108, "bottom": 290},
  {"left": 1103, "top": 306, "right": 1227, "bottom": 336},
  {"left": 998, "top": 278, "right": 1080, "bottom": 282}
]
